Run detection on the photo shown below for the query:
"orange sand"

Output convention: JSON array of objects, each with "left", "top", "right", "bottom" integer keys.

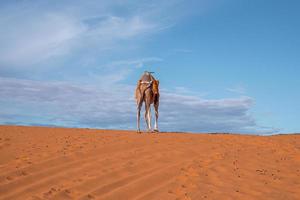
[{"left": 0, "top": 126, "right": 299, "bottom": 200}]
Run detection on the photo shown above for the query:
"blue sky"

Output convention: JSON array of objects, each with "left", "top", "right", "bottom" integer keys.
[{"left": 0, "top": 0, "right": 299, "bottom": 134}]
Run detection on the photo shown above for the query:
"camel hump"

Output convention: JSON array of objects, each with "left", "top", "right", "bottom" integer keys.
[{"left": 140, "top": 71, "right": 155, "bottom": 82}]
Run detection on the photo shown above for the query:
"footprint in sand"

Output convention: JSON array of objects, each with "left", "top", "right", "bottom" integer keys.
[
  {"left": 6, "top": 176, "right": 14, "bottom": 181},
  {"left": 20, "top": 170, "right": 28, "bottom": 176},
  {"left": 87, "top": 194, "right": 95, "bottom": 199}
]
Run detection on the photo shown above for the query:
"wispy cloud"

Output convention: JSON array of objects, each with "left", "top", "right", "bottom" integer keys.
[
  {"left": 227, "top": 85, "right": 246, "bottom": 94},
  {"left": 107, "top": 57, "right": 163, "bottom": 69},
  {"left": 85, "top": 57, "right": 163, "bottom": 84},
  {"left": 0, "top": 12, "right": 85, "bottom": 67},
  {"left": 0, "top": 1, "right": 173, "bottom": 68},
  {"left": 172, "top": 48, "right": 193, "bottom": 54}
]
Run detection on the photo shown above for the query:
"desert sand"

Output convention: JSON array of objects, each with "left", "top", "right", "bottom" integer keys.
[{"left": 0, "top": 126, "right": 299, "bottom": 200}]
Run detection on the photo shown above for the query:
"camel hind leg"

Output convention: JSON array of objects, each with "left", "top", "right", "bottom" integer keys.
[
  {"left": 154, "top": 99, "right": 159, "bottom": 132},
  {"left": 136, "top": 98, "right": 143, "bottom": 133},
  {"left": 136, "top": 82, "right": 145, "bottom": 133}
]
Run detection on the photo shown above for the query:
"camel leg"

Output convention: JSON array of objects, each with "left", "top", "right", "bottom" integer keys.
[
  {"left": 148, "top": 105, "right": 152, "bottom": 132},
  {"left": 154, "top": 102, "right": 159, "bottom": 132},
  {"left": 144, "top": 103, "right": 151, "bottom": 132},
  {"left": 136, "top": 100, "right": 143, "bottom": 133}
]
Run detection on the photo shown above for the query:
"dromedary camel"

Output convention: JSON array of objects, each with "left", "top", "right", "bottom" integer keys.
[{"left": 135, "top": 71, "right": 160, "bottom": 133}]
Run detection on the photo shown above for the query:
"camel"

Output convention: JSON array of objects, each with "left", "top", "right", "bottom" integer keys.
[{"left": 135, "top": 71, "right": 160, "bottom": 133}]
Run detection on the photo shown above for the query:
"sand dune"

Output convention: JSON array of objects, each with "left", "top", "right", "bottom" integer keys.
[{"left": 0, "top": 126, "right": 299, "bottom": 200}]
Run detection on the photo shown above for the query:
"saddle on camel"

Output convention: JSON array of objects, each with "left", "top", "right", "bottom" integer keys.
[{"left": 135, "top": 71, "right": 160, "bottom": 133}]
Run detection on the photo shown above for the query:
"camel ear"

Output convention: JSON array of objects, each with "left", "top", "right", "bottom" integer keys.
[{"left": 157, "top": 80, "right": 159, "bottom": 85}]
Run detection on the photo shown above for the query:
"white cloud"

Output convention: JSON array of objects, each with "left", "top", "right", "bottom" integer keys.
[
  {"left": 0, "top": 0, "right": 225, "bottom": 70},
  {"left": 0, "top": 1, "right": 167, "bottom": 68},
  {"left": 227, "top": 85, "right": 246, "bottom": 94},
  {"left": 107, "top": 57, "right": 163, "bottom": 68},
  {"left": 87, "top": 16, "right": 156, "bottom": 39},
  {"left": 0, "top": 11, "right": 85, "bottom": 67},
  {"left": 172, "top": 48, "right": 193, "bottom": 54},
  {"left": 0, "top": 77, "right": 277, "bottom": 134},
  {"left": 84, "top": 57, "right": 163, "bottom": 85}
]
